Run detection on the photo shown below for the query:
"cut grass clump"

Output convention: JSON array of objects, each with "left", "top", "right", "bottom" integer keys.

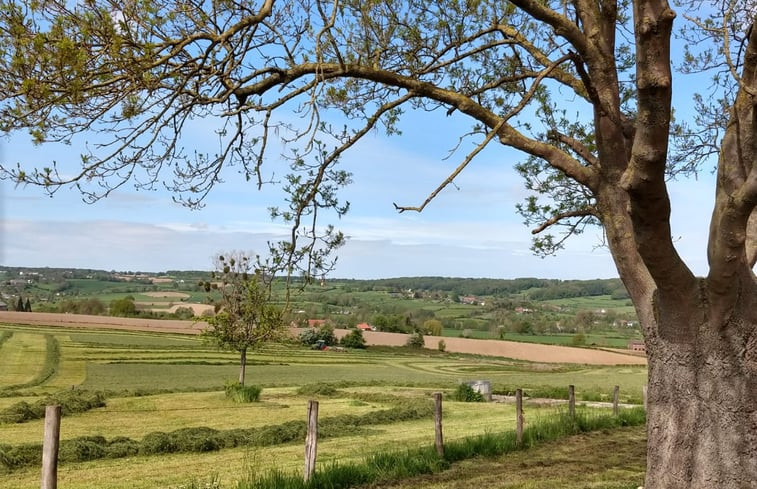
[
  {"left": 224, "top": 382, "right": 262, "bottom": 403},
  {"left": 296, "top": 383, "right": 340, "bottom": 397},
  {"left": 0, "top": 389, "right": 106, "bottom": 424},
  {"left": 239, "top": 407, "right": 646, "bottom": 489},
  {"left": 0, "top": 400, "right": 434, "bottom": 470}
]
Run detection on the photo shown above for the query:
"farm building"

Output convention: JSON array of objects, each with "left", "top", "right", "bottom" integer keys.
[
  {"left": 356, "top": 323, "right": 375, "bottom": 331},
  {"left": 628, "top": 340, "right": 646, "bottom": 352}
]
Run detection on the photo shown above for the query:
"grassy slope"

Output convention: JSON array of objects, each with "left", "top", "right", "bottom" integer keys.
[
  {"left": 366, "top": 426, "right": 646, "bottom": 489},
  {"left": 0, "top": 323, "right": 648, "bottom": 489}
]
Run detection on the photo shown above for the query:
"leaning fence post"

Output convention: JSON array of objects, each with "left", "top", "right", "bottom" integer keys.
[
  {"left": 568, "top": 384, "right": 575, "bottom": 417},
  {"left": 515, "top": 388, "right": 524, "bottom": 446},
  {"left": 434, "top": 392, "right": 444, "bottom": 457},
  {"left": 41, "top": 405, "right": 61, "bottom": 489},
  {"left": 304, "top": 400, "right": 319, "bottom": 482},
  {"left": 613, "top": 385, "right": 620, "bottom": 415},
  {"left": 642, "top": 384, "right": 648, "bottom": 411}
]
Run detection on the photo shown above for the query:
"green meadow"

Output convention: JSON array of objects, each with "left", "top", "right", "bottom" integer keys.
[{"left": 0, "top": 322, "right": 646, "bottom": 489}]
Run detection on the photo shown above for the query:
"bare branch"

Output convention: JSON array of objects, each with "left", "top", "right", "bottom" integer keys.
[{"left": 394, "top": 119, "right": 505, "bottom": 213}]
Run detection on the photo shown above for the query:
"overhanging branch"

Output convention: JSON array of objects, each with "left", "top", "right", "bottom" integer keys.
[{"left": 393, "top": 119, "right": 505, "bottom": 213}]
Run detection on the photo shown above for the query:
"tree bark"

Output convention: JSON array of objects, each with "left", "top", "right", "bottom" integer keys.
[
  {"left": 644, "top": 306, "right": 757, "bottom": 488},
  {"left": 238, "top": 347, "right": 247, "bottom": 386}
]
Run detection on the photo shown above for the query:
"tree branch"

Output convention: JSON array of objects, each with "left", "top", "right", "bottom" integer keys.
[
  {"left": 507, "top": 0, "right": 593, "bottom": 61},
  {"left": 707, "top": 19, "right": 757, "bottom": 307},
  {"left": 394, "top": 119, "right": 505, "bottom": 213},
  {"left": 620, "top": 0, "right": 694, "bottom": 294},
  {"left": 237, "top": 62, "right": 598, "bottom": 190},
  {"left": 530, "top": 207, "right": 597, "bottom": 234}
]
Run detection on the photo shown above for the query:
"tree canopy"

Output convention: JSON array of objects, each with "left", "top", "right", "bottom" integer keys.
[{"left": 0, "top": 0, "right": 755, "bottom": 487}]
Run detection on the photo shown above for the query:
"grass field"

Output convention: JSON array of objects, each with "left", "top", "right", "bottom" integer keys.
[
  {"left": 0, "top": 322, "right": 648, "bottom": 489},
  {"left": 368, "top": 425, "right": 646, "bottom": 489},
  {"left": 442, "top": 330, "right": 638, "bottom": 348}
]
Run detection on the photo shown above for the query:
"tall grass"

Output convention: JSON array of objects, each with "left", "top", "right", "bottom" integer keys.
[
  {"left": 240, "top": 407, "right": 646, "bottom": 489},
  {"left": 493, "top": 385, "right": 644, "bottom": 405},
  {"left": 224, "top": 382, "right": 262, "bottom": 403}
]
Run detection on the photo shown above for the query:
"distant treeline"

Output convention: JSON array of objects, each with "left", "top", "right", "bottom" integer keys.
[{"left": 337, "top": 277, "right": 629, "bottom": 300}]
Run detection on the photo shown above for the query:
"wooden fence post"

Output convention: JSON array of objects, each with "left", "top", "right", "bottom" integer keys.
[
  {"left": 515, "top": 388, "right": 523, "bottom": 446},
  {"left": 434, "top": 392, "right": 444, "bottom": 457},
  {"left": 304, "top": 400, "right": 319, "bottom": 482},
  {"left": 613, "top": 385, "right": 620, "bottom": 415},
  {"left": 568, "top": 384, "right": 575, "bottom": 417},
  {"left": 41, "top": 405, "right": 61, "bottom": 489},
  {"left": 642, "top": 384, "right": 648, "bottom": 411}
]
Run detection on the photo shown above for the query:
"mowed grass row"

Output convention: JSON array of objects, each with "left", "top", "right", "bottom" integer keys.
[
  {"left": 1, "top": 397, "right": 561, "bottom": 489},
  {"left": 0, "top": 333, "right": 48, "bottom": 387},
  {"left": 0, "top": 324, "right": 647, "bottom": 400}
]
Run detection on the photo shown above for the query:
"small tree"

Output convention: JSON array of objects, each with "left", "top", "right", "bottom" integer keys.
[
  {"left": 202, "top": 252, "right": 284, "bottom": 386},
  {"left": 422, "top": 319, "right": 443, "bottom": 336},
  {"left": 109, "top": 296, "right": 136, "bottom": 317},
  {"left": 340, "top": 328, "right": 366, "bottom": 349},
  {"left": 24, "top": 298, "right": 31, "bottom": 312},
  {"left": 406, "top": 331, "right": 425, "bottom": 349},
  {"left": 16, "top": 296, "right": 23, "bottom": 311}
]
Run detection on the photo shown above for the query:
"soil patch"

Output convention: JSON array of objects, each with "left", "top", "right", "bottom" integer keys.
[{"left": 141, "top": 292, "right": 191, "bottom": 299}]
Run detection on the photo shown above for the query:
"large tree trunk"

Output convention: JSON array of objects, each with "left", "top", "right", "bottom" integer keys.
[
  {"left": 644, "top": 306, "right": 757, "bottom": 488},
  {"left": 238, "top": 347, "right": 247, "bottom": 386}
]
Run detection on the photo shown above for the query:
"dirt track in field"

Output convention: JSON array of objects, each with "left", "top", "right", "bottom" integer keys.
[
  {"left": 141, "top": 291, "right": 191, "bottom": 299},
  {"left": 0, "top": 312, "right": 646, "bottom": 365},
  {"left": 0, "top": 311, "right": 207, "bottom": 335}
]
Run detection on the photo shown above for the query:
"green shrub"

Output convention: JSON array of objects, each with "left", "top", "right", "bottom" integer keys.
[
  {"left": 224, "top": 381, "right": 262, "bottom": 403},
  {"left": 571, "top": 332, "right": 586, "bottom": 346},
  {"left": 173, "top": 306, "right": 195, "bottom": 319},
  {"left": 406, "top": 331, "right": 425, "bottom": 349},
  {"left": 298, "top": 328, "right": 319, "bottom": 346},
  {"left": 340, "top": 329, "right": 366, "bottom": 349},
  {"left": 299, "top": 324, "right": 338, "bottom": 347},
  {"left": 316, "top": 325, "right": 338, "bottom": 346},
  {"left": 453, "top": 383, "right": 484, "bottom": 402}
]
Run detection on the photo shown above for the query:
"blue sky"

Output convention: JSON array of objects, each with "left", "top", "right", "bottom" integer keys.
[
  {"left": 0, "top": 49, "right": 716, "bottom": 279},
  {"left": 0, "top": 103, "right": 715, "bottom": 279}
]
